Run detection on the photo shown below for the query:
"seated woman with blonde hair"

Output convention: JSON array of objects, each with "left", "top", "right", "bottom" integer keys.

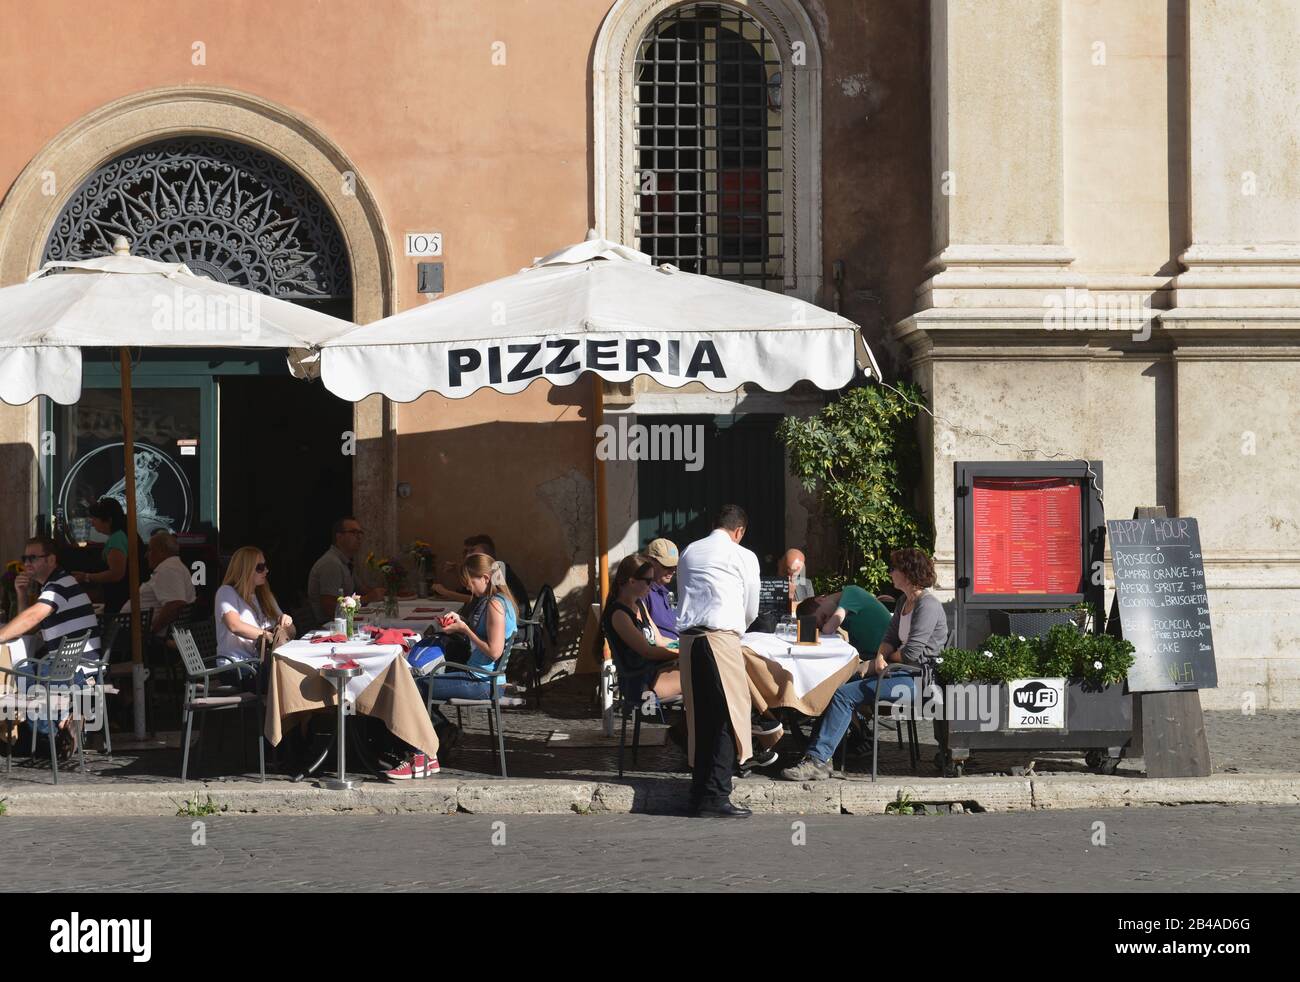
[
  {"left": 601, "top": 554, "right": 681, "bottom": 703},
  {"left": 214, "top": 546, "right": 296, "bottom": 689}
]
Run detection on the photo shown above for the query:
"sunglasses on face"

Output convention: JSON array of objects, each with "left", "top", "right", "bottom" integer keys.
[
  {"left": 255, "top": 563, "right": 269, "bottom": 574},
  {"left": 20, "top": 554, "right": 48, "bottom": 564}
]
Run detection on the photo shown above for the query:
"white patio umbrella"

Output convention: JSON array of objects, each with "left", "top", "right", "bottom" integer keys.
[
  {"left": 299, "top": 234, "right": 877, "bottom": 703},
  {"left": 299, "top": 233, "right": 877, "bottom": 732},
  {"left": 308, "top": 235, "right": 879, "bottom": 403},
  {"left": 0, "top": 237, "right": 354, "bottom": 739}
]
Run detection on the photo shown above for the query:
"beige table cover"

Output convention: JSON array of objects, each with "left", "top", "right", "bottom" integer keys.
[{"left": 265, "top": 647, "right": 439, "bottom": 758}]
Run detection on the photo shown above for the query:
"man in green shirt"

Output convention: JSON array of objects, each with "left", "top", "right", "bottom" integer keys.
[{"left": 797, "top": 585, "right": 893, "bottom": 660}]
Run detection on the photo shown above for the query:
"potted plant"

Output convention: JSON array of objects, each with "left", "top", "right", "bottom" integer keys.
[{"left": 930, "top": 626, "right": 1136, "bottom": 776}]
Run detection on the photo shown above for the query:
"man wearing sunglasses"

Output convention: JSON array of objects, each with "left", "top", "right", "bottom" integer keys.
[
  {"left": 1, "top": 536, "right": 102, "bottom": 755},
  {"left": 306, "top": 517, "right": 384, "bottom": 625},
  {"left": 1, "top": 536, "right": 102, "bottom": 659}
]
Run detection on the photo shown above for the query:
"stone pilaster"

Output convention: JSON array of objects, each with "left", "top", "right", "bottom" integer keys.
[{"left": 921, "top": 0, "right": 1083, "bottom": 310}]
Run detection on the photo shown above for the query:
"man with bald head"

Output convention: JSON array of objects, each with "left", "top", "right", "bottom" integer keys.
[{"left": 777, "top": 548, "right": 815, "bottom": 606}]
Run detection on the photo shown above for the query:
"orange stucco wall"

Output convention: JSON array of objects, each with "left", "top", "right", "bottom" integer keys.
[{"left": 0, "top": 0, "right": 934, "bottom": 623}]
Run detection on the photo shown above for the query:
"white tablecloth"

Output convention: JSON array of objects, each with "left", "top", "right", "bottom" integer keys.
[
  {"left": 274, "top": 639, "right": 406, "bottom": 703},
  {"left": 740, "top": 632, "right": 859, "bottom": 701},
  {"left": 357, "top": 599, "right": 460, "bottom": 629}
]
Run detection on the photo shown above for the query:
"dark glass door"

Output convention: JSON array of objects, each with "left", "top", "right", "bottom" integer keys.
[{"left": 636, "top": 413, "right": 785, "bottom": 571}]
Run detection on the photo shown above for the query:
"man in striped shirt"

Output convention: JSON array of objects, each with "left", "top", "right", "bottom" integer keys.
[{"left": 0, "top": 535, "right": 102, "bottom": 665}]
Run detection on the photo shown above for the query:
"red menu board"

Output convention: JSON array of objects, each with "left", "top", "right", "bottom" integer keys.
[{"left": 972, "top": 477, "right": 1083, "bottom": 594}]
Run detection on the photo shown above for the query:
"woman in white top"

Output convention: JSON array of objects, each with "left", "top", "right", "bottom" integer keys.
[{"left": 215, "top": 546, "right": 296, "bottom": 685}]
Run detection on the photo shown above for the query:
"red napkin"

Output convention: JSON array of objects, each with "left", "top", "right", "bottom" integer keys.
[
  {"left": 311, "top": 634, "right": 348, "bottom": 644},
  {"left": 363, "top": 626, "right": 418, "bottom": 648}
]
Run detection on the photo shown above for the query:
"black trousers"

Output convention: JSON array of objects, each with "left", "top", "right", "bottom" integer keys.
[{"left": 687, "top": 634, "right": 736, "bottom": 803}]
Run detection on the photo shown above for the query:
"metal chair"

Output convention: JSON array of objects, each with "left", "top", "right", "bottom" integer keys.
[
  {"left": 424, "top": 630, "right": 521, "bottom": 778},
  {"left": 171, "top": 624, "right": 265, "bottom": 782},
  {"left": 838, "top": 660, "right": 929, "bottom": 782},
  {"left": 94, "top": 608, "right": 154, "bottom": 755},
  {"left": 613, "top": 668, "right": 682, "bottom": 778},
  {"left": 0, "top": 631, "right": 92, "bottom": 784}
]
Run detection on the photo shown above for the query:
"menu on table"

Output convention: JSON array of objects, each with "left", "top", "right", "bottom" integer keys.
[{"left": 972, "top": 476, "right": 1084, "bottom": 595}]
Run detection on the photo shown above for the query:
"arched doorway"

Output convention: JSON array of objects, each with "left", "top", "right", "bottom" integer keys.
[{"left": 39, "top": 136, "right": 357, "bottom": 614}]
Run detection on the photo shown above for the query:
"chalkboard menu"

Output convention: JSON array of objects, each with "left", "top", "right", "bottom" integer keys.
[
  {"left": 759, "top": 577, "right": 793, "bottom": 613},
  {"left": 1107, "top": 517, "right": 1217, "bottom": 692}
]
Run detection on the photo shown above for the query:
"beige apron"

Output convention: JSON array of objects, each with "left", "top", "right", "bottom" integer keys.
[{"left": 679, "top": 629, "right": 753, "bottom": 765}]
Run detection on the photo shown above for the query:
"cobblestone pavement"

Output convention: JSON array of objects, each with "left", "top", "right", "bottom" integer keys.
[
  {"left": 1, "top": 805, "right": 1295, "bottom": 891},
  {"left": 1, "top": 672, "right": 1295, "bottom": 787}
]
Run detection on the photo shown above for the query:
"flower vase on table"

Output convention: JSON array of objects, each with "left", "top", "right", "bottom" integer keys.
[
  {"left": 336, "top": 593, "right": 361, "bottom": 640},
  {"left": 408, "top": 541, "right": 434, "bottom": 599},
  {"left": 367, "top": 552, "right": 408, "bottom": 620}
]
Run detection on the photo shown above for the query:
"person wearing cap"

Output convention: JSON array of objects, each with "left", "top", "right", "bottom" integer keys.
[{"left": 643, "top": 537, "right": 679, "bottom": 642}]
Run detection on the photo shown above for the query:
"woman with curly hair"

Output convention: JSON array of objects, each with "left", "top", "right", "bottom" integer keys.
[{"left": 780, "top": 547, "right": 948, "bottom": 782}]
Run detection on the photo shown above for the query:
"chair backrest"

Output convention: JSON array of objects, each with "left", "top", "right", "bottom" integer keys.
[
  {"left": 101, "top": 609, "right": 154, "bottom": 662},
  {"left": 44, "top": 632, "right": 92, "bottom": 683},
  {"left": 173, "top": 601, "right": 200, "bottom": 626},
  {"left": 531, "top": 583, "right": 559, "bottom": 644},
  {"left": 187, "top": 619, "right": 218, "bottom": 662},
  {"left": 169, "top": 625, "right": 209, "bottom": 678},
  {"left": 495, "top": 629, "right": 518, "bottom": 676}
]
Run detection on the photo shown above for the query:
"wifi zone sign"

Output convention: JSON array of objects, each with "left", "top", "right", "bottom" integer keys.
[{"left": 1008, "top": 678, "right": 1065, "bottom": 729}]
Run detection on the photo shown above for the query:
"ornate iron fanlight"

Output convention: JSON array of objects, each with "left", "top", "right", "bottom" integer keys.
[{"left": 43, "top": 137, "right": 351, "bottom": 300}]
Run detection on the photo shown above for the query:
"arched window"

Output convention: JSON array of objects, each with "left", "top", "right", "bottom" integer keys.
[
  {"left": 596, "top": 0, "right": 822, "bottom": 301},
  {"left": 635, "top": 3, "right": 783, "bottom": 289},
  {"left": 43, "top": 136, "right": 352, "bottom": 318}
]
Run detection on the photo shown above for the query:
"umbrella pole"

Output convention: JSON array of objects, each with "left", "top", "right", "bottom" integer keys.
[
  {"left": 592, "top": 375, "right": 615, "bottom": 735},
  {"left": 593, "top": 374, "right": 610, "bottom": 607},
  {"left": 120, "top": 348, "right": 147, "bottom": 740}
]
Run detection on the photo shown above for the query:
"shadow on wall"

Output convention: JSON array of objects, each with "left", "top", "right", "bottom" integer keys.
[
  {"left": 0, "top": 439, "right": 36, "bottom": 561},
  {"left": 392, "top": 418, "right": 595, "bottom": 658}
]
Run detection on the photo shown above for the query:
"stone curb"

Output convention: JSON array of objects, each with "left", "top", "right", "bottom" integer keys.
[{"left": 1, "top": 772, "right": 1298, "bottom": 817}]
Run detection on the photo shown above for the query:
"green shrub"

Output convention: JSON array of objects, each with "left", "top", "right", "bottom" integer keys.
[{"left": 778, "top": 382, "right": 933, "bottom": 594}]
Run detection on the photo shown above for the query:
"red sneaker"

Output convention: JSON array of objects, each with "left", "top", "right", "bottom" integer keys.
[{"left": 384, "top": 753, "right": 439, "bottom": 780}]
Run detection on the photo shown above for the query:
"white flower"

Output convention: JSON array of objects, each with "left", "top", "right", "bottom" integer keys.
[
  {"left": 935, "top": 656, "right": 945, "bottom": 664},
  {"left": 336, "top": 593, "right": 362, "bottom": 611},
  {"left": 1018, "top": 635, "right": 1026, "bottom": 642},
  {"left": 982, "top": 650, "right": 993, "bottom": 658},
  {"left": 1093, "top": 660, "right": 1104, "bottom": 670}
]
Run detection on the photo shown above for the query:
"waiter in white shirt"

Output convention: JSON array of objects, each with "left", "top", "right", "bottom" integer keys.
[{"left": 675, "top": 504, "right": 760, "bottom": 818}]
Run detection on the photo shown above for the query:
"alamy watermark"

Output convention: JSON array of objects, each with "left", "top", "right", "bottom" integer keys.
[
  {"left": 1043, "top": 288, "right": 1155, "bottom": 342},
  {"left": 595, "top": 415, "right": 704, "bottom": 472},
  {"left": 0, "top": 677, "right": 104, "bottom": 732},
  {"left": 151, "top": 288, "right": 262, "bottom": 343}
]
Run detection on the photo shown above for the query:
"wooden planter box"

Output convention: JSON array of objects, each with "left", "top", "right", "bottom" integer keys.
[{"left": 933, "top": 680, "right": 1132, "bottom": 777}]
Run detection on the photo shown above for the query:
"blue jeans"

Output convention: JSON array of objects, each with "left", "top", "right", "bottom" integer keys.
[
  {"left": 417, "top": 671, "right": 493, "bottom": 727},
  {"left": 806, "top": 673, "right": 918, "bottom": 763}
]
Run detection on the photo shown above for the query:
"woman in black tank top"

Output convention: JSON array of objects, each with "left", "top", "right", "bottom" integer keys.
[{"left": 602, "top": 554, "right": 681, "bottom": 701}]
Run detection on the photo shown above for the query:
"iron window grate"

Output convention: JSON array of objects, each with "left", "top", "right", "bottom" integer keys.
[{"left": 634, "top": 2, "right": 785, "bottom": 290}]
